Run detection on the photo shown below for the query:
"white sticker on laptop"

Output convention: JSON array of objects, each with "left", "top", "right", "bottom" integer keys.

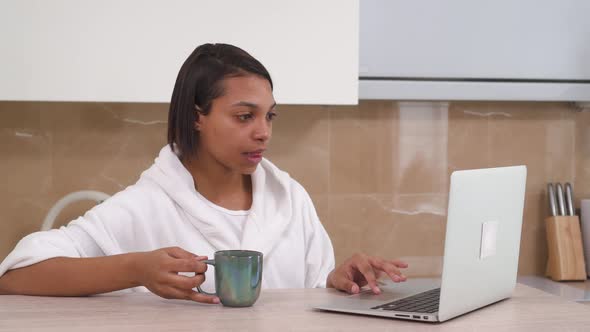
[{"left": 480, "top": 220, "right": 498, "bottom": 259}]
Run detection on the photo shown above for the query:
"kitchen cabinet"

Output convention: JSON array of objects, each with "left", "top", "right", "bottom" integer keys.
[
  {"left": 0, "top": 1, "right": 358, "bottom": 105},
  {"left": 359, "top": 0, "right": 590, "bottom": 101}
]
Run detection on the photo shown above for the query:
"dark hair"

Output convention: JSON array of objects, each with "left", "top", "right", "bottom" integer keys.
[{"left": 167, "top": 43, "right": 273, "bottom": 159}]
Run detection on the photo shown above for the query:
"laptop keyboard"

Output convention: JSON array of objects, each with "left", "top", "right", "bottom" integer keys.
[{"left": 371, "top": 288, "right": 440, "bottom": 313}]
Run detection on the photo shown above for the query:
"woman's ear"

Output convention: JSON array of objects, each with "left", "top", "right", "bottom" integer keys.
[{"left": 194, "top": 105, "right": 203, "bottom": 131}]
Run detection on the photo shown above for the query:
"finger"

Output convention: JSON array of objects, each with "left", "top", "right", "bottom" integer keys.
[
  {"left": 389, "top": 260, "right": 408, "bottom": 281},
  {"left": 188, "top": 290, "right": 221, "bottom": 304},
  {"left": 390, "top": 260, "right": 409, "bottom": 269},
  {"left": 158, "top": 286, "right": 194, "bottom": 300},
  {"left": 370, "top": 258, "right": 406, "bottom": 282},
  {"left": 330, "top": 272, "right": 360, "bottom": 294},
  {"left": 353, "top": 259, "right": 380, "bottom": 294},
  {"left": 169, "top": 258, "right": 208, "bottom": 274},
  {"left": 161, "top": 286, "right": 220, "bottom": 304},
  {"left": 167, "top": 273, "right": 206, "bottom": 290},
  {"left": 165, "top": 246, "right": 198, "bottom": 259}
]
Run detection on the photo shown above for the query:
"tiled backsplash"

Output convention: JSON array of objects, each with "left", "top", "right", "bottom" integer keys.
[{"left": 1, "top": 101, "right": 588, "bottom": 276}]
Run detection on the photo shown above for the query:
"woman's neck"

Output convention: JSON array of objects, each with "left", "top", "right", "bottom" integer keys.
[{"left": 182, "top": 153, "right": 252, "bottom": 211}]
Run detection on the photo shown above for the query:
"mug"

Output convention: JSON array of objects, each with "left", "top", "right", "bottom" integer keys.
[{"left": 197, "top": 250, "right": 263, "bottom": 307}]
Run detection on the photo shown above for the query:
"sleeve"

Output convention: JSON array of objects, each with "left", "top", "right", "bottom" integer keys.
[
  {"left": 0, "top": 186, "right": 142, "bottom": 278},
  {"left": 0, "top": 218, "right": 104, "bottom": 277},
  {"left": 298, "top": 185, "right": 335, "bottom": 288}
]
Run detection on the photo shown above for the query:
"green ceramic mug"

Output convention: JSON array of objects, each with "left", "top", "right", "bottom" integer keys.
[{"left": 197, "top": 250, "right": 263, "bottom": 307}]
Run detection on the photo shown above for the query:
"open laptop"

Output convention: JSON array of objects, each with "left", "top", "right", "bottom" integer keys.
[{"left": 314, "top": 165, "right": 527, "bottom": 322}]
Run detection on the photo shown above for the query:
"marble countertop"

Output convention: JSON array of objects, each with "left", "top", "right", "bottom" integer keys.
[
  {"left": 2, "top": 283, "right": 590, "bottom": 331},
  {"left": 518, "top": 275, "right": 590, "bottom": 303}
]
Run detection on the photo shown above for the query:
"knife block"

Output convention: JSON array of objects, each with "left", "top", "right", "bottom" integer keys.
[{"left": 545, "top": 216, "right": 587, "bottom": 281}]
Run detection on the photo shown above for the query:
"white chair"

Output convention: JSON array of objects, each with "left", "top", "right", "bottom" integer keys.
[{"left": 40, "top": 190, "right": 111, "bottom": 231}]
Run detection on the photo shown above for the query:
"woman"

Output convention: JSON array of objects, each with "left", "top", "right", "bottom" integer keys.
[{"left": 0, "top": 44, "right": 407, "bottom": 303}]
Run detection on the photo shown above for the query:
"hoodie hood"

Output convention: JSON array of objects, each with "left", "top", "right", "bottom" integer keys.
[{"left": 140, "top": 145, "right": 294, "bottom": 257}]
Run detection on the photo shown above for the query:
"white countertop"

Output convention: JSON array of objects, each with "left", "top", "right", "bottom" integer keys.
[{"left": 2, "top": 283, "right": 590, "bottom": 331}]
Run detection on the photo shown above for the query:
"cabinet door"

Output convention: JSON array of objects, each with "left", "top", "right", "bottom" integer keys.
[
  {"left": 359, "top": 0, "right": 590, "bottom": 101},
  {"left": 361, "top": 0, "right": 590, "bottom": 80},
  {"left": 0, "top": 1, "right": 358, "bottom": 104}
]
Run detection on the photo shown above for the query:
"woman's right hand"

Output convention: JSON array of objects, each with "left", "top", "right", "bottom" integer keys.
[{"left": 132, "top": 246, "right": 219, "bottom": 304}]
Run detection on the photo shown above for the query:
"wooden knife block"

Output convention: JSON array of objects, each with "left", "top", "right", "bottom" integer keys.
[{"left": 545, "top": 216, "right": 587, "bottom": 281}]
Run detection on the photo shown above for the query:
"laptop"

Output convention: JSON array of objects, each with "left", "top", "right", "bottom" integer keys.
[{"left": 314, "top": 165, "right": 527, "bottom": 322}]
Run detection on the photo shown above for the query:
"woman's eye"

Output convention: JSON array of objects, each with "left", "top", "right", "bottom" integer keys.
[
  {"left": 237, "top": 113, "right": 253, "bottom": 121},
  {"left": 266, "top": 112, "right": 278, "bottom": 121}
]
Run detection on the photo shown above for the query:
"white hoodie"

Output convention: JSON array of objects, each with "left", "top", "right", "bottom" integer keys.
[{"left": 0, "top": 146, "right": 335, "bottom": 292}]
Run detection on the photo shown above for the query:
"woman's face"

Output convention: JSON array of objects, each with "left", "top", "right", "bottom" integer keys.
[{"left": 195, "top": 74, "right": 276, "bottom": 174}]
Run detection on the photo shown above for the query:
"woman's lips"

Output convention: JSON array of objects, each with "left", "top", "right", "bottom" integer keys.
[{"left": 243, "top": 151, "right": 263, "bottom": 164}]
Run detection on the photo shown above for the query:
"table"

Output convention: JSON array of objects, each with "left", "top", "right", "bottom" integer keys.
[
  {"left": 564, "top": 279, "right": 590, "bottom": 292},
  {"left": 1, "top": 284, "right": 590, "bottom": 331},
  {"left": 518, "top": 275, "right": 590, "bottom": 303}
]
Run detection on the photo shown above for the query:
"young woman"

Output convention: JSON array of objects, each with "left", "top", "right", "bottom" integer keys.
[{"left": 0, "top": 44, "right": 407, "bottom": 303}]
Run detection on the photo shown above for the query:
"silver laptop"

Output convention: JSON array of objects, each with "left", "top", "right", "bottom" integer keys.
[{"left": 314, "top": 166, "right": 527, "bottom": 322}]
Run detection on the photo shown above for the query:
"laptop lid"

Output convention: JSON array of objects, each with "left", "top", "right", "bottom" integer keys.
[{"left": 437, "top": 165, "right": 527, "bottom": 321}]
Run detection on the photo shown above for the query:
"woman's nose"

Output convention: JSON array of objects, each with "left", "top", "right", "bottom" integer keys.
[{"left": 253, "top": 119, "right": 271, "bottom": 142}]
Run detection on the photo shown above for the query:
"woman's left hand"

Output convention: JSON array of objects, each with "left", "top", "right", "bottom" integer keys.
[{"left": 326, "top": 253, "right": 408, "bottom": 294}]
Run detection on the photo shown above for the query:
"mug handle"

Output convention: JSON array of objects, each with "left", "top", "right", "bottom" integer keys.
[{"left": 196, "top": 259, "right": 216, "bottom": 296}]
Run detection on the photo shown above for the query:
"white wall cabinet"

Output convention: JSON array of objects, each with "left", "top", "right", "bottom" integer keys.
[
  {"left": 359, "top": 0, "right": 590, "bottom": 101},
  {"left": 0, "top": 1, "right": 359, "bottom": 105}
]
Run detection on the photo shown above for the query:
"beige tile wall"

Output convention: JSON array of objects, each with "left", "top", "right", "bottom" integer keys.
[{"left": 0, "top": 101, "right": 586, "bottom": 277}]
